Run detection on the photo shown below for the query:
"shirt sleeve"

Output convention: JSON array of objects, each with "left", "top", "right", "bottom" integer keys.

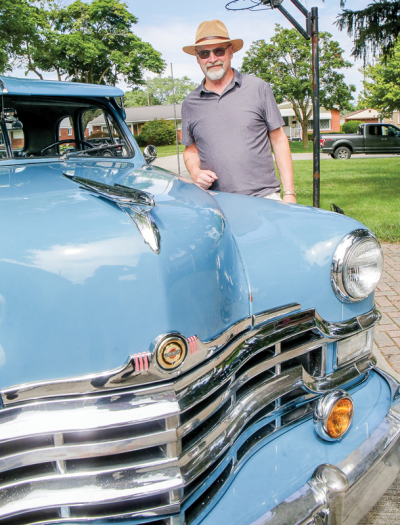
[
  {"left": 181, "top": 101, "right": 195, "bottom": 146},
  {"left": 261, "top": 82, "right": 285, "bottom": 132}
]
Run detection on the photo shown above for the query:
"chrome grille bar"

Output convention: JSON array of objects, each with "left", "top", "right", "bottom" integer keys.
[{"left": 0, "top": 306, "right": 380, "bottom": 524}]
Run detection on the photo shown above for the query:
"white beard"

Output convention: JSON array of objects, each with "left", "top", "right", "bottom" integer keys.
[{"left": 205, "top": 62, "right": 226, "bottom": 81}]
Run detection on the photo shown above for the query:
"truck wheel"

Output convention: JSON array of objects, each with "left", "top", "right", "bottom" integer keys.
[{"left": 334, "top": 147, "right": 351, "bottom": 160}]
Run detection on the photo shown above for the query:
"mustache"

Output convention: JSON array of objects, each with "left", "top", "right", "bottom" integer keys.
[{"left": 206, "top": 61, "right": 224, "bottom": 70}]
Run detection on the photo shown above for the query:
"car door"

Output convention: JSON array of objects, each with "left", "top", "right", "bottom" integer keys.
[
  {"left": 385, "top": 125, "right": 400, "bottom": 153},
  {"left": 365, "top": 124, "right": 384, "bottom": 153},
  {"left": 380, "top": 125, "right": 398, "bottom": 153}
]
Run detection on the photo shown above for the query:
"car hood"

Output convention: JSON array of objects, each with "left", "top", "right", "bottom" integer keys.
[
  {"left": 0, "top": 160, "right": 250, "bottom": 389},
  {"left": 213, "top": 192, "right": 375, "bottom": 325}
]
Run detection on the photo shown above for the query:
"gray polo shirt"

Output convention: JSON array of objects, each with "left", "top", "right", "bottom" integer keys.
[{"left": 181, "top": 69, "right": 284, "bottom": 197}]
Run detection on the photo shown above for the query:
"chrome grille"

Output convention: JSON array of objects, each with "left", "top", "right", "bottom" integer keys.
[{"left": 0, "top": 306, "right": 378, "bottom": 524}]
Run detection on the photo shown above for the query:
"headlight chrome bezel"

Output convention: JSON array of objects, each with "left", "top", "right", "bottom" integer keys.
[{"left": 331, "top": 229, "right": 383, "bottom": 303}]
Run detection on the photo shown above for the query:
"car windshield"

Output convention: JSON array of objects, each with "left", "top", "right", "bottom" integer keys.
[{"left": 0, "top": 96, "right": 133, "bottom": 161}]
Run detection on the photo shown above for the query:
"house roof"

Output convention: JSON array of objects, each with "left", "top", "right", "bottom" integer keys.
[
  {"left": 90, "top": 104, "right": 182, "bottom": 126},
  {"left": 277, "top": 102, "right": 335, "bottom": 119},
  {"left": 0, "top": 76, "right": 124, "bottom": 97},
  {"left": 344, "top": 108, "right": 379, "bottom": 120}
]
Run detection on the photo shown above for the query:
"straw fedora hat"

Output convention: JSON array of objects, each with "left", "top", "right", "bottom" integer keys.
[{"left": 183, "top": 20, "right": 243, "bottom": 56}]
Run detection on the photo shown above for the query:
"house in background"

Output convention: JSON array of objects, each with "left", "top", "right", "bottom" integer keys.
[
  {"left": 58, "top": 102, "right": 341, "bottom": 144},
  {"left": 341, "top": 108, "right": 379, "bottom": 124},
  {"left": 89, "top": 105, "right": 183, "bottom": 140},
  {"left": 278, "top": 102, "right": 340, "bottom": 140}
]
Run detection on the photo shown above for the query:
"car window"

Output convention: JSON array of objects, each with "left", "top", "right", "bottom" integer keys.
[
  {"left": 82, "top": 109, "right": 130, "bottom": 158},
  {"left": 368, "top": 126, "right": 382, "bottom": 136},
  {"left": 0, "top": 97, "right": 133, "bottom": 161},
  {"left": 385, "top": 125, "right": 400, "bottom": 137}
]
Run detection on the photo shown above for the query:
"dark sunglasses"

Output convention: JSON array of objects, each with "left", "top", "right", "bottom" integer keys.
[{"left": 196, "top": 45, "right": 231, "bottom": 60}]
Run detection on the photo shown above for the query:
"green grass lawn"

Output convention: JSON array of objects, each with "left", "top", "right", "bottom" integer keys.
[
  {"left": 290, "top": 158, "right": 400, "bottom": 243},
  {"left": 140, "top": 144, "right": 185, "bottom": 158},
  {"left": 288, "top": 141, "right": 313, "bottom": 153}
]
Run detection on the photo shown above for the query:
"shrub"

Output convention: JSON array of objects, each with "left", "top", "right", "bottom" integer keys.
[
  {"left": 135, "top": 134, "right": 147, "bottom": 147},
  {"left": 342, "top": 120, "right": 364, "bottom": 134},
  {"left": 140, "top": 118, "right": 176, "bottom": 146}
]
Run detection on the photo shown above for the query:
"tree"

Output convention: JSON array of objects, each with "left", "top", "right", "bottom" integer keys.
[
  {"left": 241, "top": 25, "right": 356, "bottom": 148},
  {"left": 144, "top": 76, "right": 197, "bottom": 105},
  {"left": 0, "top": 0, "right": 47, "bottom": 73},
  {"left": 124, "top": 89, "right": 159, "bottom": 107},
  {"left": 336, "top": 0, "right": 400, "bottom": 61},
  {"left": 362, "top": 41, "right": 400, "bottom": 117},
  {"left": 18, "top": 0, "right": 165, "bottom": 85}
]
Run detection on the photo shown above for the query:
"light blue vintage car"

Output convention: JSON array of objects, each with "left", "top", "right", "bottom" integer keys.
[{"left": 0, "top": 76, "right": 398, "bottom": 525}]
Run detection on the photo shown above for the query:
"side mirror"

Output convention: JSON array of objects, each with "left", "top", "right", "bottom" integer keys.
[
  {"left": 143, "top": 145, "right": 157, "bottom": 164},
  {"left": 11, "top": 119, "right": 23, "bottom": 130}
]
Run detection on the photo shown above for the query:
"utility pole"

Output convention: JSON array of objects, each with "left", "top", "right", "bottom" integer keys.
[
  {"left": 171, "top": 63, "right": 181, "bottom": 175},
  {"left": 227, "top": 0, "right": 321, "bottom": 208}
]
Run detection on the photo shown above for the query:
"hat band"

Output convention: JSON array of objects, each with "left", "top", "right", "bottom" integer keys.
[{"left": 195, "top": 36, "right": 230, "bottom": 45}]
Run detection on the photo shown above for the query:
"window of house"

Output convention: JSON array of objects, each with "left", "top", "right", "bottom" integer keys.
[
  {"left": 283, "top": 116, "right": 289, "bottom": 126},
  {"left": 307, "top": 119, "right": 330, "bottom": 130},
  {"left": 68, "top": 128, "right": 72, "bottom": 136}
]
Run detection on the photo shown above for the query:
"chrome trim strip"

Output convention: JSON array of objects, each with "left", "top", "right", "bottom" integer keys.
[
  {"left": 331, "top": 229, "right": 383, "bottom": 303},
  {"left": 0, "top": 465, "right": 183, "bottom": 519},
  {"left": 0, "top": 390, "right": 179, "bottom": 444},
  {"left": 0, "top": 305, "right": 381, "bottom": 407}
]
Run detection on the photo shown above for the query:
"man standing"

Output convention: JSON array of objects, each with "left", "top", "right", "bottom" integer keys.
[{"left": 182, "top": 20, "right": 296, "bottom": 203}]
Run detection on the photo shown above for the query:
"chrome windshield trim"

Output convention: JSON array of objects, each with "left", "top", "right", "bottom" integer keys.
[{"left": 0, "top": 305, "right": 381, "bottom": 407}]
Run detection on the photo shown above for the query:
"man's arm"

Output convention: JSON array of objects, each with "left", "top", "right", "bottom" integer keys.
[
  {"left": 183, "top": 143, "right": 218, "bottom": 190},
  {"left": 269, "top": 127, "right": 296, "bottom": 204}
]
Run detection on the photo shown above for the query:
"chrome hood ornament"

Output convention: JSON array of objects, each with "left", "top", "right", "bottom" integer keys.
[{"left": 63, "top": 174, "right": 161, "bottom": 254}]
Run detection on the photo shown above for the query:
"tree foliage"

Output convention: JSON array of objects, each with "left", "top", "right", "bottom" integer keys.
[
  {"left": 124, "top": 76, "right": 197, "bottom": 107},
  {"left": 241, "top": 25, "right": 355, "bottom": 148},
  {"left": 140, "top": 119, "right": 176, "bottom": 146},
  {"left": 8, "top": 0, "right": 165, "bottom": 84},
  {"left": 336, "top": 0, "right": 400, "bottom": 61},
  {"left": 0, "top": 0, "right": 48, "bottom": 73},
  {"left": 362, "top": 41, "right": 400, "bottom": 117},
  {"left": 144, "top": 76, "right": 197, "bottom": 105},
  {"left": 124, "top": 89, "right": 157, "bottom": 107}
]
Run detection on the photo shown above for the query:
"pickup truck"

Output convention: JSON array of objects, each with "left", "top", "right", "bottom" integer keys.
[{"left": 320, "top": 123, "right": 400, "bottom": 159}]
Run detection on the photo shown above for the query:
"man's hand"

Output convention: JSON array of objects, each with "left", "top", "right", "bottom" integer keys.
[
  {"left": 184, "top": 144, "right": 218, "bottom": 189},
  {"left": 283, "top": 194, "right": 297, "bottom": 204},
  {"left": 192, "top": 167, "right": 218, "bottom": 190}
]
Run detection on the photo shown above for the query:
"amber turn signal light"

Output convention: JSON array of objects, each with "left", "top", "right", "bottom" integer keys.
[
  {"left": 326, "top": 398, "right": 354, "bottom": 439},
  {"left": 314, "top": 390, "right": 354, "bottom": 442}
]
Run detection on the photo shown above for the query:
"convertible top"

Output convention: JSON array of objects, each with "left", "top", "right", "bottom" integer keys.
[{"left": 0, "top": 76, "right": 124, "bottom": 98}]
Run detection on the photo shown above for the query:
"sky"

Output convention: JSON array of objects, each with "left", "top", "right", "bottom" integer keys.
[{"left": 13, "top": 0, "right": 368, "bottom": 98}]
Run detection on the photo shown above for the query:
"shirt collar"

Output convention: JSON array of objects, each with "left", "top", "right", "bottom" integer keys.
[{"left": 199, "top": 68, "right": 242, "bottom": 96}]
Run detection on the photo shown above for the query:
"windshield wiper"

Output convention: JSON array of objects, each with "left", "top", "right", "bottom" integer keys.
[{"left": 61, "top": 143, "right": 124, "bottom": 161}]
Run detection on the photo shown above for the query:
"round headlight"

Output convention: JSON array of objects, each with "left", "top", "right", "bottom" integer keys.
[{"left": 331, "top": 229, "right": 383, "bottom": 302}]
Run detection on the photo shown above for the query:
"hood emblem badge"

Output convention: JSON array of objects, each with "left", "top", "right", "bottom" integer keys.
[{"left": 63, "top": 174, "right": 161, "bottom": 254}]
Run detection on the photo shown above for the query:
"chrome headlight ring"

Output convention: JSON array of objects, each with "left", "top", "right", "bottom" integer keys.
[{"left": 331, "top": 229, "right": 383, "bottom": 303}]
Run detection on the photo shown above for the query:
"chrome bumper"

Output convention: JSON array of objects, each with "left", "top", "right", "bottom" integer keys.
[{"left": 251, "top": 369, "right": 400, "bottom": 525}]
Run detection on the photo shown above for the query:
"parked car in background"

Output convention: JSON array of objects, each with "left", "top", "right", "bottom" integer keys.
[
  {"left": 0, "top": 75, "right": 398, "bottom": 525},
  {"left": 321, "top": 123, "right": 400, "bottom": 159}
]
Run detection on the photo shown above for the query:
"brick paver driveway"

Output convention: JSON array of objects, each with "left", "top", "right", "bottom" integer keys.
[
  {"left": 361, "top": 243, "right": 400, "bottom": 525},
  {"left": 374, "top": 243, "right": 400, "bottom": 371}
]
